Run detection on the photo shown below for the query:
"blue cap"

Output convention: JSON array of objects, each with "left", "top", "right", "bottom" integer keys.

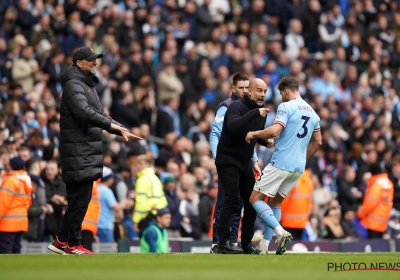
[
  {"left": 10, "top": 156, "right": 25, "bottom": 170},
  {"left": 156, "top": 207, "right": 170, "bottom": 216}
]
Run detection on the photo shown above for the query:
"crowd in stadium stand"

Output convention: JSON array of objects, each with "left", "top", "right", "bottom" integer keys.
[{"left": 0, "top": 0, "right": 400, "bottom": 246}]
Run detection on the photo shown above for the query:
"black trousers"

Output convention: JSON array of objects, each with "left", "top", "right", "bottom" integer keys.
[
  {"left": 212, "top": 177, "right": 242, "bottom": 244},
  {"left": 286, "top": 228, "right": 304, "bottom": 240},
  {"left": 367, "top": 229, "right": 383, "bottom": 239},
  {"left": 81, "top": 230, "right": 94, "bottom": 251},
  {"left": 0, "top": 231, "right": 23, "bottom": 254},
  {"left": 217, "top": 164, "right": 256, "bottom": 246},
  {"left": 58, "top": 180, "right": 93, "bottom": 246}
]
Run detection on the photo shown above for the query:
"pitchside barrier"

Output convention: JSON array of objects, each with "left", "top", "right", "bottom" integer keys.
[
  {"left": 20, "top": 239, "right": 400, "bottom": 253},
  {"left": 20, "top": 242, "right": 118, "bottom": 254},
  {"left": 118, "top": 238, "right": 400, "bottom": 253}
]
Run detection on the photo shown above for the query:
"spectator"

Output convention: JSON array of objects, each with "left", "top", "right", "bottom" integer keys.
[
  {"left": 340, "top": 210, "right": 360, "bottom": 239},
  {"left": 357, "top": 163, "right": 394, "bottom": 239},
  {"left": 389, "top": 159, "right": 400, "bottom": 212},
  {"left": 179, "top": 183, "right": 202, "bottom": 240},
  {"left": 24, "top": 174, "right": 51, "bottom": 242},
  {"left": 132, "top": 154, "right": 168, "bottom": 234},
  {"left": 163, "top": 174, "right": 182, "bottom": 238},
  {"left": 285, "top": 19, "right": 305, "bottom": 61},
  {"left": 140, "top": 207, "right": 171, "bottom": 253},
  {"left": 63, "top": 21, "right": 85, "bottom": 56},
  {"left": 0, "top": 156, "right": 32, "bottom": 254},
  {"left": 43, "top": 49, "right": 65, "bottom": 98},
  {"left": 321, "top": 202, "right": 345, "bottom": 239},
  {"left": 199, "top": 181, "right": 218, "bottom": 239},
  {"left": 42, "top": 160, "right": 66, "bottom": 241},
  {"left": 383, "top": 211, "right": 400, "bottom": 240},
  {"left": 157, "top": 63, "right": 184, "bottom": 105},
  {"left": 11, "top": 45, "right": 40, "bottom": 93},
  {"left": 97, "top": 167, "right": 127, "bottom": 242},
  {"left": 337, "top": 165, "right": 363, "bottom": 214}
]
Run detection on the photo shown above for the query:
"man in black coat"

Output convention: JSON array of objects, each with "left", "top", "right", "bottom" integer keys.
[
  {"left": 48, "top": 47, "right": 141, "bottom": 255},
  {"left": 215, "top": 78, "right": 270, "bottom": 254}
]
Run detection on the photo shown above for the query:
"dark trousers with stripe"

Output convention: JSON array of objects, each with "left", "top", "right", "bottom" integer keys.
[
  {"left": 58, "top": 180, "right": 93, "bottom": 246},
  {"left": 217, "top": 164, "right": 256, "bottom": 247},
  {"left": 0, "top": 231, "right": 23, "bottom": 254}
]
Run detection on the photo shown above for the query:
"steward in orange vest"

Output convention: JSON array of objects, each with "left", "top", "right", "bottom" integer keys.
[
  {"left": 81, "top": 179, "right": 101, "bottom": 251},
  {"left": 0, "top": 156, "right": 32, "bottom": 254},
  {"left": 357, "top": 163, "right": 394, "bottom": 239},
  {"left": 281, "top": 169, "right": 313, "bottom": 240}
]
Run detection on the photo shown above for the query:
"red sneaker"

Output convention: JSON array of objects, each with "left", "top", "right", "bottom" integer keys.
[
  {"left": 65, "top": 245, "right": 95, "bottom": 255},
  {"left": 48, "top": 236, "right": 68, "bottom": 254}
]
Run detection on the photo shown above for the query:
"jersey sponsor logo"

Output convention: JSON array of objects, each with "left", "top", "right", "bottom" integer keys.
[{"left": 277, "top": 110, "right": 286, "bottom": 116}]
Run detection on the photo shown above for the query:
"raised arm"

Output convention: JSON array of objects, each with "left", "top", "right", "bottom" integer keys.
[{"left": 225, "top": 103, "right": 265, "bottom": 134}]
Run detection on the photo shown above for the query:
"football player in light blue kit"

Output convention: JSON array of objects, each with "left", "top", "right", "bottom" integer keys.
[{"left": 245, "top": 76, "right": 322, "bottom": 255}]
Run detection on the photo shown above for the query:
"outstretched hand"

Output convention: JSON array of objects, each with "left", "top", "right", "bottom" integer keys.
[
  {"left": 121, "top": 130, "right": 142, "bottom": 142},
  {"left": 110, "top": 123, "right": 142, "bottom": 141}
]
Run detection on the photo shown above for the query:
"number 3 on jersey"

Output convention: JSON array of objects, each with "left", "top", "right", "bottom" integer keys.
[{"left": 297, "top": 116, "right": 310, "bottom": 139}]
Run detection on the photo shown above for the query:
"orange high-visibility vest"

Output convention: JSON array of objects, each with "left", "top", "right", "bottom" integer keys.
[
  {"left": 281, "top": 170, "right": 313, "bottom": 229},
  {"left": 0, "top": 170, "right": 32, "bottom": 232},
  {"left": 82, "top": 180, "right": 101, "bottom": 235},
  {"left": 357, "top": 173, "right": 393, "bottom": 232}
]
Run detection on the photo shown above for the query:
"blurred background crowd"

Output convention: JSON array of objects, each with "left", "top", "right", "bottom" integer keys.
[{"left": 0, "top": 0, "right": 400, "bottom": 244}]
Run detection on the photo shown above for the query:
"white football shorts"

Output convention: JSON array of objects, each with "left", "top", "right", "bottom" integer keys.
[{"left": 254, "top": 164, "right": 302, "bottom": 198}]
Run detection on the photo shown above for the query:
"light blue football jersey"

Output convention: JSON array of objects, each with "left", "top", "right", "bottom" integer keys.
[{"left": 270, "top": 98, "right": 320, "bottom": 173}]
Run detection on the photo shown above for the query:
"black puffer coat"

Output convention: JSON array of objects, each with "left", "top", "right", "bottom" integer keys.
[{"left": 59, "top": 65, "right": 121, "bottom": 184}]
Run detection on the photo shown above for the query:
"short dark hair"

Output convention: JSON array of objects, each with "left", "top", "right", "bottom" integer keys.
[
  {"left": 232, "top": 72, "right": 249, "bottom": 86},
  {"left": 277, "top": 76, "right": 299, "bottom": 92}
]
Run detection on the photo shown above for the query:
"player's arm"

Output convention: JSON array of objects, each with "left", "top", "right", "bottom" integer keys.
[
  {"left": 209, "top": 106, "right": 227, "bottom": 159},
  {"left": 226, "top": 103, "right": 261, "bottom": 134},
  {"left": 306, "top": 129, "right": 322, "bottom": 161},
  {"left": 246, "top": 123, "right": 283, "bottom": 143}
]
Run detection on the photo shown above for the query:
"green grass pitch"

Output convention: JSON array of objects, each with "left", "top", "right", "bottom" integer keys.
[{"left": 1, "top": 253, "right": 400, "bottom": 280}]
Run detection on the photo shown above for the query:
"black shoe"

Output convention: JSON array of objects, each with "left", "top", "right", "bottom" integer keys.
[
  {"left": 216, "top": 241, "right": 243, "bottom": 254},
  {"left": 241, "top": 243, "right": 255, "bottom": 254}
]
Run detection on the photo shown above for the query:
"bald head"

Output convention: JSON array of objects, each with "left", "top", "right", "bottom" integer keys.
[
  {"left": 249, "top": 78, "right": 266, "bottom": 90},
  {"left": 248, "top": 78, "right": 267, "bottom": 106}
]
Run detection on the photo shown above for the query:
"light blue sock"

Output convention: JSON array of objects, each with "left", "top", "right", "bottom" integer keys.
[
  {"left": 252, "top": 201, "right": 279, "bottom": 233},
  {"left": 263, "top": 207, "right": 281, "bottom": 240}
]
